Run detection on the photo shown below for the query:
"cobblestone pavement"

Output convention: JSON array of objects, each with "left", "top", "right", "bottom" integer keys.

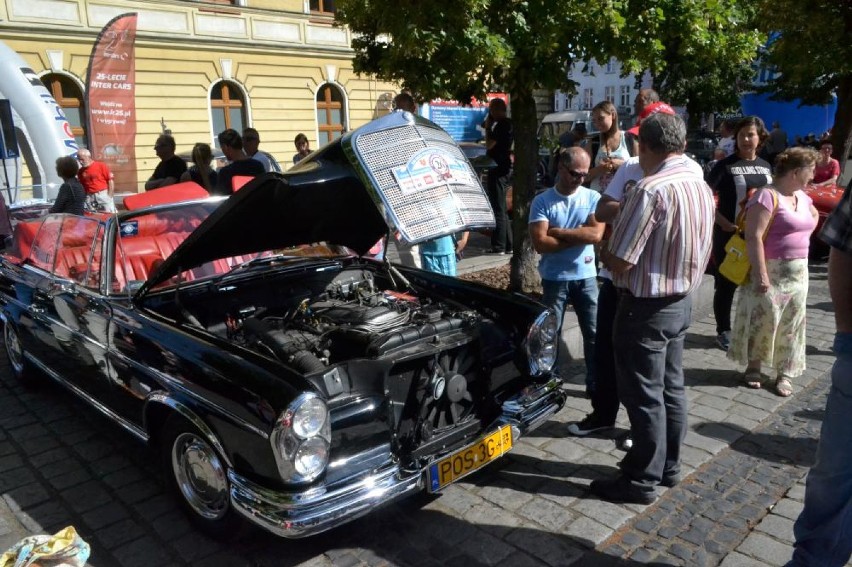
[{"left": 0, "top": 260, "right": 844, "bottom": 566}]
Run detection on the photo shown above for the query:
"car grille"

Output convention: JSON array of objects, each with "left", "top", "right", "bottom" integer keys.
[{"left": 352, "top": 121, "right": 494, "bottom": 243}]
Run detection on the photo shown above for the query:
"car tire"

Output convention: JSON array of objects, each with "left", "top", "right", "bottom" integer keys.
[
  {"left": 3, "top": 321, "right": 35, "bottom": 383},
  {"left": 160, "top": 415, "right": 246, "bottom": 539}
]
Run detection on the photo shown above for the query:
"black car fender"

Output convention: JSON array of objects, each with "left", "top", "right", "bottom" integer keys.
[{"left": 143, "top": 391, "right": 236, "bottom": 468}]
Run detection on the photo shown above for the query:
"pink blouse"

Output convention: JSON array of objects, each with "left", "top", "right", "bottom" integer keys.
[{"left": 748, "top": 188, "right": 817, "bottom": 260}]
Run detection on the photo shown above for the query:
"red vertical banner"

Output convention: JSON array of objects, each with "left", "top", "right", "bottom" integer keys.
[{"left": 85, "top": 13, "right": 138, "bottom": 192}]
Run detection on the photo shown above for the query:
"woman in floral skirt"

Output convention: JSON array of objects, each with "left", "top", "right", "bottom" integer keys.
[{"left": 728, "top": 147, "right": 819, "bottom": 396}]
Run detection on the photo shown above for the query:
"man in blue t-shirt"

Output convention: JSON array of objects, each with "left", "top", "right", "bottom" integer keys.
[{"left": 529, "top": 146, "right": 604, "bottom": 394}]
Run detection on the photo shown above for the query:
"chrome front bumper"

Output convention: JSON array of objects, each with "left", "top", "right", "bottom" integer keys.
[{"left": 229, "top": 377, "right": 566, "bottom": 538}]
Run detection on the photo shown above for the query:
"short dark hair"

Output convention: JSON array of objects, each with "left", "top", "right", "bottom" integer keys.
[
  {"left": 155, "top": 134, "right": 176, "bottom": 151},
  {"left": 242, "top": 127, "right": 260, "bottom": 142},
  {"left": 638, "top": 113, "right": 687, "bottom": 154},
  {"left": 294, "top": 133, "right": 308, "bottom": 145},
  {"left": 489, "top": 98, "right": 507, "bottom": 112},
  {"left": 218, "top": 128, "right": 243, "bottom": 151},
  {"left": 733, "top": 116, "right": 769, "bottom": 153},
  {"left": 55, "top": 155, "right": 79, "bottom": 179},
  {"left": 393, "top": 92, "right": 416, "bottom": 113}
]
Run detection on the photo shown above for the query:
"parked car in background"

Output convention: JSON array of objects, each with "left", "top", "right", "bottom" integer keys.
[
  {"left": 458, "top": 142, "right": 513, "bottom": 215},
  {"left": 805, "top": 182, "right": 843, "bottom": 255},
  {"left": 0, "top": 112, "right": 565, "bottom": 539},
  {"left": 685, "top": 130, "right": 720, "bottom": 171}
]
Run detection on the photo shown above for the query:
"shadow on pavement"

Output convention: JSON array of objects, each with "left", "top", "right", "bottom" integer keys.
[
  {"left": 684, "top": 366, "right": 739, "bottom": 388},
  {"left": 230, "top": 497, "right": 654, "bottom": 567},
  {"left": 701, "top": 422, "right": 818, "bottom": 468}
]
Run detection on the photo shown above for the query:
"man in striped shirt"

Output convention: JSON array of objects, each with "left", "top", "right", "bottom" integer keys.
[{"left": 592, "top": 113, "right": 715, "bottom": 505}]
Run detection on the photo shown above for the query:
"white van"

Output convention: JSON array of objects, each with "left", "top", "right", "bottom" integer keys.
[{"left": 537, "top": 110, "right": 594, "bottom": 153}]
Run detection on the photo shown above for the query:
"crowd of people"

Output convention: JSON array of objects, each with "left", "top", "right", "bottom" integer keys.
[
  {"left": 522, "top": 92, "right": 850, "bottom": 564},
  {"left": 50, "top": 128, "right": 313, "bottom": 215},
  {"left": 516, "top": 89, "right": 845, "bottom": 515}
]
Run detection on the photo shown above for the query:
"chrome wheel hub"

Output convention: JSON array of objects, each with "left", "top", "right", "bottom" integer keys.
[
  {"left": 4, "top": 324, "right": 24, "bottom": 375},
  {"left": 171, "top": 432, "right": 229, "bottom": 520}
]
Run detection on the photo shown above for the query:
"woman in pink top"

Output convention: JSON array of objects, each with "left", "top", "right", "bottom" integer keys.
[
  {"left": 812, "top": 139, "right": 840, "bottom": 186},
  {"left": 729, "top": 147, "right": 819, "bottom": 396}
]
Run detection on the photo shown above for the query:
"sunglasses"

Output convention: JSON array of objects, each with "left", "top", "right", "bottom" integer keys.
[{"left": 560, "top": 167, "right": 587, "bottom": 179}]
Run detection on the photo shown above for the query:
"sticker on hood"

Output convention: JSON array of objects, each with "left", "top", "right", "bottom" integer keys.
[{"left": 391, "top": 149, "right": 478, "bottom": 195}]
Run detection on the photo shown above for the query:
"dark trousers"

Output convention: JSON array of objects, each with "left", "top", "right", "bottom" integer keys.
[
  {"left": 591, "top": 278, "right": 620, "bottom": 423},
  {"left": 487, "top": 170, "right": 512, "bottom": 252},
  {"left": 712, "top": 228, "right": 738, "bottom": 334},
  {"left": 614, "top": 292, "right": 692, "bottom": 491}
]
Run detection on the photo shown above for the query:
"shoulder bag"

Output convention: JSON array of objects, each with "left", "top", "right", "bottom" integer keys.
[{"left": 718, "top": 189, "right": 779, "bottom": 285}]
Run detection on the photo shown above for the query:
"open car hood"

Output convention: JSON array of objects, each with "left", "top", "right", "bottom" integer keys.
[{"left": 139, "top": 112, "right": 495, "bottom": 294}]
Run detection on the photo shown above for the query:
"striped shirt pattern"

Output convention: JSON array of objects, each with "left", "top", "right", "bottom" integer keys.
[
  {"left": 820, "top": 183, "right": 852, "bottom": 253},
  {"left": 608, "top": 155, "right": 715, "bottom": 297}
]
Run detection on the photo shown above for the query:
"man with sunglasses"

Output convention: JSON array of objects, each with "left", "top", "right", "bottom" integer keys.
[{"left": 529, "top": 146, "right": 604, "bottom": 394}]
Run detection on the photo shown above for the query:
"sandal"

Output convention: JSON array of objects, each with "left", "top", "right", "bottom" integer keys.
[
  {"left": 774, "top": 377, "right": 793, "bottom": 397},
  {"left": 742, "top": 370, "right": 762, "bottom": 389}
]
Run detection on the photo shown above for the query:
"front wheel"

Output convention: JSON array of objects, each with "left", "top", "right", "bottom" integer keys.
[
  {"left": 4, "top": 321, "right": 35, "bottom": 383},
  {"left": 160, "top": 416, "right": 245, "bottom": 538}
]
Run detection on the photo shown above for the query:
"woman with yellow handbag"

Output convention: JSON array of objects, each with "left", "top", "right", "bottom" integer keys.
[
  {"left": 728, "top": 147, "right": 820, "bottom": 396},
  {"left": 707, "top": 116, "right": 773, "bottom": 352}
]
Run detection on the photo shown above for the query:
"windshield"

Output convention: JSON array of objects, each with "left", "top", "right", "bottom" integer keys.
[{"left": 113, "top": 202, "right": 355, "bottom": 293}]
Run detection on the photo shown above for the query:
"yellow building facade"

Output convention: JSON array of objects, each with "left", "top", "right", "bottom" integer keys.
[{"left": 0, "top": 0, "right": 399, "bottom": 192}]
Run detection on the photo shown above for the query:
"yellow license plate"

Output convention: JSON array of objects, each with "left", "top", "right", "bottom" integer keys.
[{"left": 427, "top": 424, "right": 513, "bottom": 492}]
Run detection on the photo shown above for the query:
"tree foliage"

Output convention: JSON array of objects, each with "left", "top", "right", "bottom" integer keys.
[
  {"left": 757, "top": 0, "right": 852, "bottom": 164},
  {"left": 647, "top": 1, "right": 762, "bottom": 125},
  {"left": 336, "top": 0, "right": 764, "bottom": 290}
]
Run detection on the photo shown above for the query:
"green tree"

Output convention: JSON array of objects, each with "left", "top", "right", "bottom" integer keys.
[
  {"left": 648, "top": 1, "right": 762, "bottom": 127},
  {"left": 337, "top": 0, "right": 761, "bottom": 291},
  {"left": 757, "top": 0, "right": 852, "bottom": 171}
]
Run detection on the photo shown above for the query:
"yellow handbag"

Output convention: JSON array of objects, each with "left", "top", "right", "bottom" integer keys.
[{"left": 718, "top": 189, "right": 778, "bottom": 286}]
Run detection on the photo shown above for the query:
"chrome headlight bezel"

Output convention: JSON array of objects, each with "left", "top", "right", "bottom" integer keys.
[
  {"left": 271, "top": 392, "right": 331, "bottom": 484},
  {"left": 525, "top": 310, "right": 558, "bottom": 376}
]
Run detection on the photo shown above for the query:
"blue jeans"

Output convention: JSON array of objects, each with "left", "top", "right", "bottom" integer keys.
[
  {"left": 613, "top": 292, "right": 692, "bottom": 493},
  {"left": 788, "top": 332, "right": 852, "bottom": 567},
  {"left": 541, "top": 277, "right": 598, "bottom": 390}
]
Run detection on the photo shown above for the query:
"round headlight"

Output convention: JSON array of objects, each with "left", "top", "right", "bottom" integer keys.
[
  {"left": 293, "top": 397, "right": 328, "bottom": 439},
  {"left": 294, "top": 437, "right": 329, "bottom": 477},
  {"left": 526, "top": 310, "right": 558, "bottom": 376}
]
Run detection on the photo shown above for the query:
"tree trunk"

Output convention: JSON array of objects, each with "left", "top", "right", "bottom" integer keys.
[
  {"left": 832, "top": 76, "right": 852, "bottom": 183},
  {"left": 508, "top": 88, "right": 541, "bottom": 294}
]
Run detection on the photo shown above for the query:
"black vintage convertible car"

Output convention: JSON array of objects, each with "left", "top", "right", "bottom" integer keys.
[{"left": 0, "top": 112, "right": 565, "bottom": 538}]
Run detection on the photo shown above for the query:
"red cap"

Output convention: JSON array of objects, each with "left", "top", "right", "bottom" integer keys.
[{"left": 627, "top": 102, "right": 676, "bottom": 135}]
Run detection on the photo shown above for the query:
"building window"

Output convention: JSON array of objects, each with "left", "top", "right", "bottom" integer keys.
[
  {"left": 310, "top": 0, "right": 336, "bottom": 14},
  {"left": 210, "top": 80, "right": 246, "bottom": 141},
  {"left": 606, "top": 58, "right": 616, "bottom": 74},
  {"left": 316, "top": 83, "right": 345, "bottom": 146},
  {"left": 620, "top": 85, "right": 632, "bottom": 108},
  {"left": 604, "top": 86, "right": 616, "bottom": 103},
  {"left": 583, "top": 88, "right": 594, "bottom": 110},
  {"left": 41, "top": 74, "right": 86, "bottom": 148}
]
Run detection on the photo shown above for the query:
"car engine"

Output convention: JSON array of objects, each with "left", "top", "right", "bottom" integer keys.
[{"left": 225, "top": 269, "right": 479, "bottom": 374}]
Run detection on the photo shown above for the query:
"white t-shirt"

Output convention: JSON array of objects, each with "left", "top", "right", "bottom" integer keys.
[
  {"left": 251, "top": 151, "right": 274, "bottom": 173},
  {"left": 717, "top": 136, "right": 735, "bottom": 158}
]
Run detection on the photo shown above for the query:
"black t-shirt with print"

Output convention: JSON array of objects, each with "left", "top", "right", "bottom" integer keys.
[{"left": 706, "top": 153, "right": 772, "bottom": 224}]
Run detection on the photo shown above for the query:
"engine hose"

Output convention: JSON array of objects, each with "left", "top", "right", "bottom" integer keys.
[{"left": 290, "top": 350, "right": 326, "bottom": 373}]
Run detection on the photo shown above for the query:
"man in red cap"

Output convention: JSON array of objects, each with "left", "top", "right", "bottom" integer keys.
[{"left": 626, "top": 99, "right": 677, "bottom": 155}]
